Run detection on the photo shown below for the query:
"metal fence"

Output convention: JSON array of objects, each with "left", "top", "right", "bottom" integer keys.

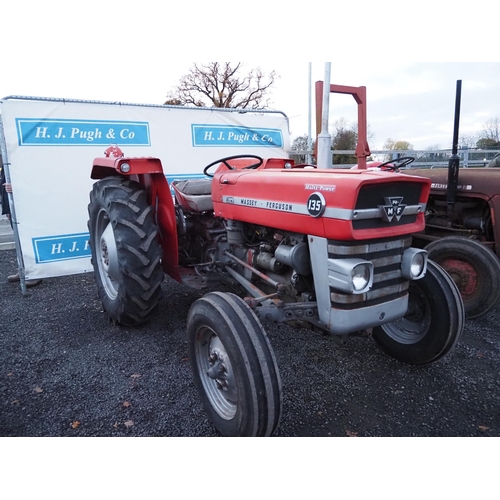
[{"left": 289, "top": 149, "right": 500, "bottom": 169}]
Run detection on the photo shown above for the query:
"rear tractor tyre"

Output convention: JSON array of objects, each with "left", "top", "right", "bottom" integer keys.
[
  {"left": 88, "top": 176, "right": 164, "bottom": 326},
  {"left": 187, "top": 292, "right": 282, "bottom": 437},
  {"left": 425, "top": 236, "right": 500, "bottom": 319},
  {"left": 372, "top": 260, "right": 464, "bottom": 365}
]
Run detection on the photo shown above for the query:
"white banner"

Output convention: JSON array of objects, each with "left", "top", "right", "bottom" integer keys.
[{"left": 0, "top": 97, "right": 290, "bottom": 279}]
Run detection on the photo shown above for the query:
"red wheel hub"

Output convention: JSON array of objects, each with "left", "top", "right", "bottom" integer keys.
[{"left": 439, "top": 258, "right": 478, "bottom": 297}]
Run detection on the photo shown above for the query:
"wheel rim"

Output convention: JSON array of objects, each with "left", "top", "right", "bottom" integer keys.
[
  {"left": 194, "top": 326, "right": 237, "bottom": 420},
  {"left": 95, "top": 208, "right": 120, "bottom": 300},
  {"left": 438, "top": 258, "right": 478, "bottom": 299},
  {"left": 381, "top": 287, "right": 431, "bottom": 344}
]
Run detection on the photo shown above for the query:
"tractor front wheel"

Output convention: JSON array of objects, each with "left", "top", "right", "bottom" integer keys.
[
  {"left": 372, "top": 260, "right": 464, "bottom": 365},
  {"left": 425, "top": 236, "right": 500, "bottom": 319},
  {"left": 88, "top": 176, "right": 164, "bottom": 326},
  {"left": 187, "top": 292, "right": 282, "bottom": 437}
]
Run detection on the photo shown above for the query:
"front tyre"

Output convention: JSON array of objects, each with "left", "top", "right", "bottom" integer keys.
[
  {"left": 187, "top": 292, "right": 282, "bottom": 437},
  {"left": 88, "top": 177, "right": 164, "bottom": 326},
  {"left": 372, "top": 260, "right": 464, "bottom": 365}
]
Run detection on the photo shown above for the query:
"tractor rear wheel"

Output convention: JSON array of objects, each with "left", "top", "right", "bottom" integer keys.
[
  {"left": 372, "top": 260, "right": 464, "bottom": 365},
  {"left": 425, "top": 236, "right": 500, "bottom": 319},
  {"left": 187, "top": 292, "right": 282, "bottom": 437},
  {"left": 88, "top": 176, "right": 164, "bottom": 326}
]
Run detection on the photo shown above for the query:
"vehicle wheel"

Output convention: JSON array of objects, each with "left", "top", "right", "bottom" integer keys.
[
  {"left": 88, "top": 176, "right": 164, "bottom": 326},
  {"left": 187, "top": 292, "right": 282, "bottom": 437},
  {"left": 425, "top": 236, "right": 500, "bottom": 319},
  {"left": 372, "top": 260, "right": 464, "bottom": 365}
]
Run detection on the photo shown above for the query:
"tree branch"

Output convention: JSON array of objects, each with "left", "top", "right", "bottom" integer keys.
[{"left": 166, "top": 63, "right": 278, "bottom": 109}]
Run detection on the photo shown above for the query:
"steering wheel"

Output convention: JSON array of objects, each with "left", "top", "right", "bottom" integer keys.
[
  {"left": 375, "top": 156, "right": 415, "bottom": 171},
  {"left": 203, "top": 154, "right": 264, "bottom": 177}
]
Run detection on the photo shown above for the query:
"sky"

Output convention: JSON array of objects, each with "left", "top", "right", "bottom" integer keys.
[
  {"left": 260, "top": 62, "right": 500, "bottom": 150},
  {"left": 1, "top": 3, "right": 498, "bottom": 154}
]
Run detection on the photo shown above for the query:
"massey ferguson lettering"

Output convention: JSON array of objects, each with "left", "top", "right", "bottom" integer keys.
[
  {"left": 240, "top": 198, "right": 258, "bottom": 207},
  {"left": 265, "top": 201, "right": 293, "bottom": 211},
  {"left": 223, "top": 197, "right": 295, "bottom": 212}
]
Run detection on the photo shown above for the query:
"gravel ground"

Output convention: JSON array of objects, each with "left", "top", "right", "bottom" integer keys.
[{"left": 1, "top": 248, "right": 499, "bottom": 437}]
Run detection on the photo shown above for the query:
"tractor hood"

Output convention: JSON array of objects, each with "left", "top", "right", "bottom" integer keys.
[
  {"left": 408, "top": 167, "right": 500, "bottom": 200},
  {"left": 212, "top": 166, "right": 430, "bottom": 241}
]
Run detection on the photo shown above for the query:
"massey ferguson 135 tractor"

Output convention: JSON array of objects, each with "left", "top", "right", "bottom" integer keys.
[{"left": 88, "top": 85, "right": 464, "bottom": 437}]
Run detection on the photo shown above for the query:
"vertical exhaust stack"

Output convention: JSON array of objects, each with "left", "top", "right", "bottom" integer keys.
[{"left": 446, "top": 80, "right": 462, "bottom": 220}]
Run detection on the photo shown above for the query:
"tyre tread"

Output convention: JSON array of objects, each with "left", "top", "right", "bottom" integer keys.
[
  {"left": 88, "top": 176, "right": 164, "bottom": 326},
  {"left": 372, "top": 260, "right": 464, "bottom": 365},
  {"left": 187, "top": 291, "right": 282, "bottom": 437}
]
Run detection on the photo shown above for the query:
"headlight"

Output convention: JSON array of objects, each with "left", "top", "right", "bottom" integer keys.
[
  {"left": 402, "top": 248, "right": 427, "bottom": 280},
  {"left": 352, "top": 264, "right": 372, "bottom": 291},
  {"left": 328, "top": 258, "right": 374, "bottom": 294}
]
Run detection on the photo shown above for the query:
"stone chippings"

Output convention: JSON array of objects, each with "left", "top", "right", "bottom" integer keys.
[{"left": 1, "top": 249, "right": 499, "bottom": 437}]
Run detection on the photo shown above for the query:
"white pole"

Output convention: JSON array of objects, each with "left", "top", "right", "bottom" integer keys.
[
  {"left": 316, "top": 63, "right": 332, "bottom": 169},
  {"left": 307, "top": 63, "right": 312, "bottom": 164}
]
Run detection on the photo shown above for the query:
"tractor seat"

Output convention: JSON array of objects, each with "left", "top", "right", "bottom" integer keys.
[{"left": 171, "top": 179, "right": 214, "bottom": 213}]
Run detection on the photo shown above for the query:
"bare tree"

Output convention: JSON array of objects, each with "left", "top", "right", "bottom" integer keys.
[
  {"left": 482, "top": 117, "right": 500, "bottom": 143},
  {"left": 291, "top": 135, "right": 314, "bottom": 164},
  {"left": 459, "top": 133, "right": 480, "bottom": 150},
  {"left": 165, "top": 63, "right": 279, "bottom": 109}
]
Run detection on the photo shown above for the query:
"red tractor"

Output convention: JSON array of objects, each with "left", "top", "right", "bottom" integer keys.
[{"left": 88, "top": 87, "right": 464, "bottom": 437}]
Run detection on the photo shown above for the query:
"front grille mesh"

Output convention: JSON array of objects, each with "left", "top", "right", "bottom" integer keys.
[
  {"left": 328, "top": 236, "right": 411, "bottom": 309},
  {"left": 353, "top": 182, "right": 423, "bottom": 230}
]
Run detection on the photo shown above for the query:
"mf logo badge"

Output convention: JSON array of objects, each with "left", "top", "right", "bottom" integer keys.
[{"left": 379, "top": 197, "right": 406, "bottom": 222}]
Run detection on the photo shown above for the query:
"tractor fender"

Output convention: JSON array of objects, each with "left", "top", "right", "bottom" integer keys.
[
  {"left": 91, "top": 145, "right": 165, "bottom": 179},
  {"left": 91, "top": 146, "right": 181, "bottom": 282},
  {"left": 91, "top": 155, "right": 165, "bottom": 179}
]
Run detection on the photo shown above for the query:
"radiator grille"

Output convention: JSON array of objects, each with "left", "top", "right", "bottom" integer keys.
[
  {"left": 328, "top": 236, "right": 411, "bottom": 309},
  {"left": 353, "top": 182, "right": 423, "bottom": 230}
]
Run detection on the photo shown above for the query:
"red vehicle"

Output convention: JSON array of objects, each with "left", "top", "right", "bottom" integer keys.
[{"left": 87, "top": 86, "right": 464, "bottom": 437}]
